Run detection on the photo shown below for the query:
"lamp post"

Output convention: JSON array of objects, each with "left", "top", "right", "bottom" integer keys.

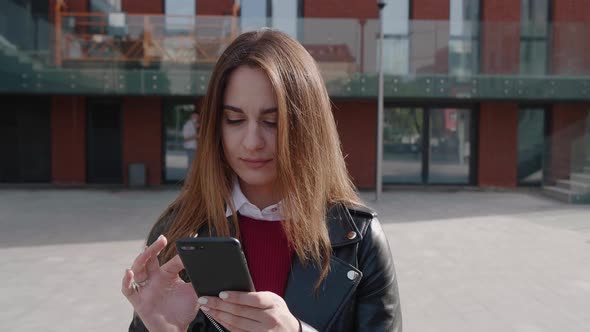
[{"left": 376, "top": 0, "right": 386, "bottom": 201}]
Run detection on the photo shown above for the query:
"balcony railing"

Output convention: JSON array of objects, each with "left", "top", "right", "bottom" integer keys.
[{"left": 1, "top": 0, "right": 590, "bottom": 98}]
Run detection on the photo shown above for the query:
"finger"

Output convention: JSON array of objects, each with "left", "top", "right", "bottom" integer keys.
[
  {"left": 161, "top": 254, "right": 185, "bottom": 275},
  {"left": 130, "top": 235, "right": 167, "bottom": 277},
  {"left": 146, "top": 254, "right": 160, "bottom": 274},
  {"left": 121, "top": 268, "right": 136, "bottom": 298},
  {"left": 202, "top": 307, "right": 259, "bottom": 332},
  {"left": 198, "top": 297, "right": 264, "bottom": 322},
  {"left": 218, "top": 291, "right": 275, "bottom": 309}
]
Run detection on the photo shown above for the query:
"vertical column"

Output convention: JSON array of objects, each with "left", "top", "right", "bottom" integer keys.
[
  {"left": 122, "top": 97, "right": 163, "bottom": 186},
  {"left": 332, "top": 100, "right": 378, "bottom": 189},
  {"left": 51, "top": 96, "right": 87, "bottom": 184},
  {"left": 478, "top": 103, "right": 519, "bottom": 187}
]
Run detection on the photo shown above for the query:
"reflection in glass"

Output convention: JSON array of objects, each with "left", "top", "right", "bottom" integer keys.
[
  {"left": 428, "top": 109, "right": 471, "bottom": 183},
  {"left": 517, "top": 109, "right": 545, "bottom": 184},
  {"left": 383, "top": 108, "right": 423, "bottom": 183},
  {"left": 164, "top": 101, "right": 195, "bottom": 182}
]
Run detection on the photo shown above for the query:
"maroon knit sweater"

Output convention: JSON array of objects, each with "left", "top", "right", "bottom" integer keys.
[{"left": 238, "top": 215, "right": 294, "bottom": 298}]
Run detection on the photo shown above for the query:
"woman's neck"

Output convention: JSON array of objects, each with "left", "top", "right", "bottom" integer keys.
[{"left": 239, "top": 180, "right": 280, "bottom": 210}]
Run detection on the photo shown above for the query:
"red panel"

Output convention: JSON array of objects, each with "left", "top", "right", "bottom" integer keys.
[
  {"left": 548, "top": 104, "right": 590, "bottom": 182},
  {"left": 332, "top": 100, "right": 377, "bottom": 189},
  {"left": 305, "top": 0, "right": 378, "bottom": 19},
  {"left": 122, "top": 0, "right": 163, "bottom": 14},
  {"left": 51, "top": 96, "right": 86, "bottom": 184},
  {"left": 551, "top": 0, "right": 590, "bottom": 75},
  {"left": 198, "top": 0, "right": 234, "bottom": 16},
  {"left": 64, "top": 0, "right": 88, "bottom": 12},
  {"left": 481, "top": 0, "right": 520, "bottom": 74},
  {"left": 553, "top": 0, "right": 590, "bottom": 22},
  {"left": 411, "top": 0, "right": 450, "bottom": 20},
  {"left": 478, "top": 103, "right": 518, "bottom": 187},
  {"left": 122, "top": 97, "right": 163, "bottom": 186}
]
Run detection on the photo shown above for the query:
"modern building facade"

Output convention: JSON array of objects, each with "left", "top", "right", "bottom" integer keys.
[{"left": 1, "top": 0, "right": 589, "bottom": 201}]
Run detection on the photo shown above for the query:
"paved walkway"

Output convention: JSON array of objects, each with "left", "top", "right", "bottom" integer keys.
[{"left": 0, "top": 188, "right": 589, "bottom": 331}]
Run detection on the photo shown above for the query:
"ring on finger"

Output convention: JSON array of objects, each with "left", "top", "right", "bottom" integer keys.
[
  {"left": 131, "top": 281, "right": 140, "bottom": 293},
  {"left": 131, "top": 279, "right": 148, "bottom": 293}
]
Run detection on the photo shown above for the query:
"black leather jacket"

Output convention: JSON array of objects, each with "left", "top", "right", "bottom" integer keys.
[{"left": 129, "top": 203, "right": 402, "bottom": 332}]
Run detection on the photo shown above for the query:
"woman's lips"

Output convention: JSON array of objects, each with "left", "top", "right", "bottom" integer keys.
[{"left": 240, "top": 158, "right": 272, "bottom": 169}]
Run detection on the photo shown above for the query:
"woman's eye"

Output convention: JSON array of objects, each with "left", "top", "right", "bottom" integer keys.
[
  {"left": 263, "top": 120, "right": 277, "bottom": 127},
  {"left": 225, "top": 118, "right": 244, "bottom": 125}
]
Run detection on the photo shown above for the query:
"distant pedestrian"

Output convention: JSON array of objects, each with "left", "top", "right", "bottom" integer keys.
[{"left": 182, "top": 110, "right": 199, "bottom": 170}]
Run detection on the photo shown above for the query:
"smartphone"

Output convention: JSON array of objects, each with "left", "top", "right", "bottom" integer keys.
[{"left": 176, "top": 237, "right": 255, "bottom": 297}]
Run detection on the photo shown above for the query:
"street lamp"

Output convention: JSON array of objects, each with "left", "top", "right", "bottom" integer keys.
[{"left": 376, "top": 0, "right": 386, "bottom": 201}]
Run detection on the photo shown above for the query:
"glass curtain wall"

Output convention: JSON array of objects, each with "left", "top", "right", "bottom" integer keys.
[
  {"left": 520, "top": 0, "right": 549, "bottom": 75},
  {"left": 449, "top": 0, "right": 479, "bottom": 75}
]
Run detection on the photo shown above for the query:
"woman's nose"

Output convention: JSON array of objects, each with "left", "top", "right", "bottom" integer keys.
[{"left": 242, "top": 122, "right": 265, "bottom": 150}]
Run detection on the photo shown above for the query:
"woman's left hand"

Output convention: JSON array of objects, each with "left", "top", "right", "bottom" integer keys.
[{"left": 198, "top": 291, "right": 300, "bottom": 332}]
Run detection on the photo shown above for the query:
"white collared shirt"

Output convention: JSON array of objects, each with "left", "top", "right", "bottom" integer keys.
[{"left": 225, "top": 180, "right": 283, "bottom": 221}]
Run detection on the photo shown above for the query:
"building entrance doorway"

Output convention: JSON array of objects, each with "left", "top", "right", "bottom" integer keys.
[{"left": 383, "top": 106, "right": 476, "bottom": 184}]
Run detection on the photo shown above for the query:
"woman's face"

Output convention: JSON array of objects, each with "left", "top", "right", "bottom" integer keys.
[{"left": 221, "top": 65, "right": 279, "bottom": 194}]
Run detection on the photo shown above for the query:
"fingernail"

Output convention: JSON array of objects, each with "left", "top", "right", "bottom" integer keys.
[
  {"left": 157, "top": 234, "right": 163, "bottom": 241},
  {"left": 219, "top": 291, "right": 228, "bottom": 300},
  {"left": 198, "top": 297, "right": 208, "bottom": 305},
  {"left": 201, "top": 306, "right": 209, "bottom": 312}
]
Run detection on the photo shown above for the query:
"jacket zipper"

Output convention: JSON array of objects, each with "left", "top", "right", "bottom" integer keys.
[{"left": 203, "top": 311, "right": 225, "bottom": 332}]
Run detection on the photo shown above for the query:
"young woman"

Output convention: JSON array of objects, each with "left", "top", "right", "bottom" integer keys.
[{"left": 121, "top": 29, "right": 402, "bottom": 332}]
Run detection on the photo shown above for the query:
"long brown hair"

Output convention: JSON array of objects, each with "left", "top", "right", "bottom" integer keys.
[{"left": 154, "top": 29, "right": 361, "bottom": 287}]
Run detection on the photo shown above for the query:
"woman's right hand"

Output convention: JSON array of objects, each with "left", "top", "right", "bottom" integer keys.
[{"left": 121, "top": 235, "right": 200, "bottom": 332}]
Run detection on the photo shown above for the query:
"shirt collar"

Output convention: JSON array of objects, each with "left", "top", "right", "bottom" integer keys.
[{"left": 225, "top": 179, "right": 283, "bottom": 221}]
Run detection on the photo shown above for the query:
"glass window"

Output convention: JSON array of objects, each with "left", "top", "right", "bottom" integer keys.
[
  {"left": 428, "top": 108, "right": 471, "bottom": 184},
  {"left": 517, "top": 108, "right": 546, "bottom": 184},
  {"left": 520, "top": 0, "right": 549, "bottom": 75},
  {"left": 165, "top": 0, "right": 196, "bottom": 32},
  {"left": 271, "top": 0, "right": 299, "bottom": 38},
  {"left": 241, "top": 0, "right": 269, "bottom": 31},
  {"left": 89, "top": 0, "right": 121, "bottom": 13},
  {"left": 89, "top": 0, "right": 123, "bottom": 35},
  {"left": 383, "top": 107, "right": 424, "bottom": 184},
  {"left": 164, "top": 101, "right": 198, "bottom": 182},
  {"left": 449, "top": 0, "right": 479, "bottom": 75},
  {"left": 382, "top": 0, "right": 410, "bottom": 74}
]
